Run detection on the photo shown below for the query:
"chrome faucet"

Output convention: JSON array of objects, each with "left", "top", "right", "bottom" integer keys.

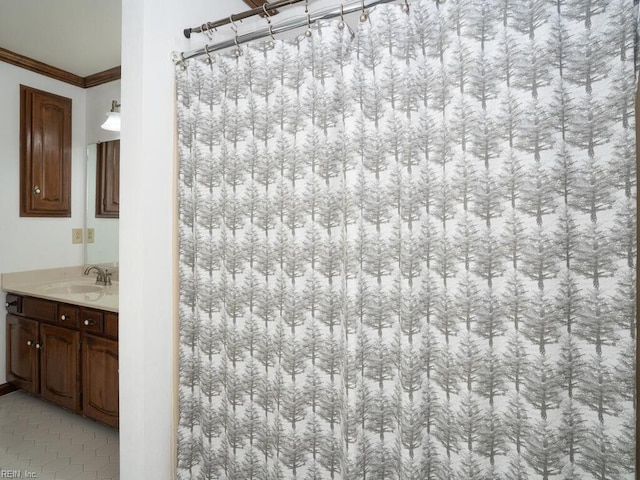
[{"left": 83, "top": 265, "right": 112, "bottom": 286}]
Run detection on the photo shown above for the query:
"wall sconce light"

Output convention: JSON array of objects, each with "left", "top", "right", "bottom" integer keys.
[{"left": 101, "top": 100, "right": 121, "bottom": 132}]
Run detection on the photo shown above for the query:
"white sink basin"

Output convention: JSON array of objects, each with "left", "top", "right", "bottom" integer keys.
[{"left": 39, "top": 282, "right": 105, "bottom": 295}]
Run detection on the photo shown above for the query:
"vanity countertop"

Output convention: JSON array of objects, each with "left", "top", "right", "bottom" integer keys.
[{"left": 2, "top": 266, "right": 118, "bottom": 313}]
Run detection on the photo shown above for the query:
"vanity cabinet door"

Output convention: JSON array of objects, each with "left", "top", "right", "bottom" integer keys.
[
  {"left": 6, "top": 315, "right": 39, "bottom": 394},
  {"left": 82, "top": 334, "right": 119, "bottom": 428},
  {"left": 20, "top": 85, "right": 72, "bottom": 217},
  {"left": 39, "top": 323, "right": 81, "bottom": 412}
]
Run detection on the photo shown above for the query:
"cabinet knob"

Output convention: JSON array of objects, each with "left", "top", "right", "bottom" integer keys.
[
  {"left": 61, "top": 314, "right": 69, "bottom": 321},
  {"left": 84, "top": 319, "right": 94, "bottom": 326},
  {"left": 5, "top": 300, "right": 17, "bottom": 308},
  {"left": 33, "top": 186, "right": 41, "bottom": 195},
  {"left": 26, "top": 340, "right": 32, "bottom": 346},
  {"left": 35, "top": 343, "right": 41, "bottom": 349}
]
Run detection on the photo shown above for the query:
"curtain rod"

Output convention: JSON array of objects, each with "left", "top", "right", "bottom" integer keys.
[
  {"left": 176, "top": 0, "right": 415, "bottom": 64},
  {"left": 184, "top": 0, "right": 305, "bottom": 39}
]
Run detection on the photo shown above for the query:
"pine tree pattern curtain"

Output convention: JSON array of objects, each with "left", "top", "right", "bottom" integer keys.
[{"left": 176, "top": 1, "right": 637, "bottom": 478}]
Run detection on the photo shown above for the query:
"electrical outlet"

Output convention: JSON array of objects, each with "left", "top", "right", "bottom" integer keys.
[
  {"left": 87, "top": 228, "right": 95, "bottom": 244},
  {"left": 72, "top": 228, "right": 83, "bottom": 244}
]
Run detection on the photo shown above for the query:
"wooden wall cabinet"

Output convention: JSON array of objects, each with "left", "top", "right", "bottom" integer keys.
[
  {"left": 20, "top": 85, "right": 72, "bottom": 217},
  {"left": 5, "top": 294, "right": 118, "bottom": 428},
  {"left": 96, "top": 140, "right": 120, "bottom": 218}
]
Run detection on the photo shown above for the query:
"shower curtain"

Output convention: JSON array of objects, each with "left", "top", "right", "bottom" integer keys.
[{"left": 176, "top": 1, "right": 637, "bottom": 478}]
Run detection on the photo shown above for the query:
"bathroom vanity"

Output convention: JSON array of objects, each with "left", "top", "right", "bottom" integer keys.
[{"left": 3, "top": 267, "right": 118, "bottom": 429}]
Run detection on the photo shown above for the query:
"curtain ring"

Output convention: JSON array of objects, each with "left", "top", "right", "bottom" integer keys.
[
  {"left": 268, "top": 24, "right": 276, "bottom": 48},
  {"left": 203, "top": 23, "right": 214, "bottom": 40},
  {"left": 234, "top": 36, "right": 242, "bottom": 57},
  {"left": 203, "top": 44, "right": 214, "bottom": 65},
  {"left": 304, "top": 0, "right": 312, "bottom": 37},
  {"left": 262, "top": 2, "right": 271, "bottom": 21},
  {"left": 338, "top": 4, "right": 345, "bottom": 29},
  {"left": 360, "top": 0, "right": 368, "bottom": 22},
  {"left": 263, "top": 3, "right": 276, "bottom": 48},
  {"left": 229, "top": 15, "right": 242, "bottom": 57}
]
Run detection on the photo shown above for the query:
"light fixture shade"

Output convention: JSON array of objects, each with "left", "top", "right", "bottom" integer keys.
[
  {"left": 101, "top": 112, "right": 121, "bottom": 131},
  {"left": 101, "top": 100, "right": 121, "bottom": 131}
]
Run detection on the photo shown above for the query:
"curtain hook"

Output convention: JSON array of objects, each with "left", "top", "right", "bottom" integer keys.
[
  {"left": 263, "top": 3, "right": 276, "bottom": 48},
  {"left": 229, "top": 15, "right": 242, "bottom": 57},
  {"left": 304, "top": 0, "right": 312, "bottom": 37},
  {"left": 360, "top": 0, "right": 368, "bottom": 22},
  {"left": 338, "top": 4, "right": 345, "bottom": 29},
  {"left": 203, "top": 44, "right": 214, "bottom": 65},
  {"left": 263, "top": 2, "right": 272, "bottom": 21},
  {"left": 203, "top": 23, "right": 214, "bottom": 41},
  {"left": 268, "top": 24, "right": 276, "bottom": 48}
]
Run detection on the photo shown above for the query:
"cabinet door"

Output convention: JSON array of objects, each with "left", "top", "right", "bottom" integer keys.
[
  {"left": 6, "top": 315, "right": 38, "bottom": 393},
  {"left": 96, "top": 140, "right": 120, "bottom": 218},
  {"left": 20, "top": 85, "right": 72, "bottom": 217},
  {"left": 83, "top": 334, "right": 119, "bottom": 428},
  {"left": 39, "top": 323, "right": 81, "bottom": 412}
]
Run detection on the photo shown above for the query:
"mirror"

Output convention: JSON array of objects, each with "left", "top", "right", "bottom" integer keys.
[{"left": 86, "top": 143, "right": 119, "bottom": 265}]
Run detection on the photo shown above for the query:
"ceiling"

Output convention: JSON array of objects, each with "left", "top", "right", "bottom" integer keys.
[
  {"left": 0, "top": 1, "right": 290, "bottom": 79},
  {"left": 0, "top": 0, "right": 122, "bottom": 78}
]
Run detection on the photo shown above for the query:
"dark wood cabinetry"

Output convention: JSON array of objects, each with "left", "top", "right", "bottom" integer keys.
[
  {"left": 20, "top": 85, "right": 72, "bottom": 217},
  {"left": 83, "top": 334, "right": 119, "bottom": 428},
  {"left": 96, "top": 140, "right": 120, "bottom": 218},
  {"left": 5, "top": 296, "right": 118, "bottom": 428},
  {"left": 6, "top": 315, "right": 38, "bottom": 393},
  {"left": 39, "top": 323, "right": 81, "bottom": 412}
]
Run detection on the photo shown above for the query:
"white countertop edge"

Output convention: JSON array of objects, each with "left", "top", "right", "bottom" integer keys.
[{"left": 2, "top": 266, "right": 119, "bottom": 313}]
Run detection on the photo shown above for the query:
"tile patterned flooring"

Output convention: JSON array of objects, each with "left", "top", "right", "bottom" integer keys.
[{"left": 0, "top": 391, "right": 119, "bottom": 480}]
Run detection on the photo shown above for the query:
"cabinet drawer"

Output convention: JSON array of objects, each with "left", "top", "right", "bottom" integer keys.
[
  {"left": 23, "top": 297, "right": 57, "bottom": 322},
  {"left": 80, "top": 309, "right": 103, "bottom": 334},
  {"left": 58, "top": 305, "right": 79, "bottom": 328},
  {"left": 5, "top": 294, "right": 23, "bottom": 315}
]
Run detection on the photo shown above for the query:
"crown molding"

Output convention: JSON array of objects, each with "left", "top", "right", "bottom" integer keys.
[
  {"left": 0, "top": 47, "right": 120, "bottom": 89},
  {"left": 84, "top": 66, "right": 121, "bottom": 88},
  {"left": 0, "top": 47, "right": 84, "bottom": 87},
  {"left": 242, "top": 0, "right": 269, "bottom": 7}
]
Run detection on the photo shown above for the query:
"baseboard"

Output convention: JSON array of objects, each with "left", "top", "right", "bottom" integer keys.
[{"left": 0, "top": 383, "right": 17, "bottom": 396}]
